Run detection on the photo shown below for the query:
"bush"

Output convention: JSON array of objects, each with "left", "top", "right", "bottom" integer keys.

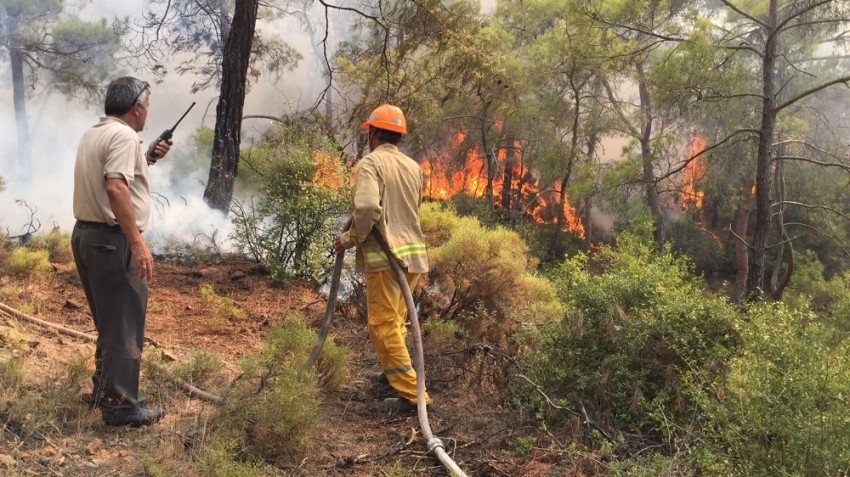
[
  {"left": 28, "top": 231, "right": 73, "bottom": 263},
  {"left": 6, "top": 248, "right": 52, "bottom": 278},
  {"left": 200, "top": 284, "right": 247, "bottom": 321},
  {"left": 514, "top": 232, "right": 739, "bottom": 434},
  {"left": 689, "top": 303, "right": 850, "bottom": 475},
  {"left": 0, "top": 355, "right": 89, "bottom": 437},
  {"left": 230, "top": 122, "right": 350, "bottom": 283},
  {"left": 209, "top": 319, "right": 346, "bottom": 464},
  {"left": 666, "top": 218, "right": 729, "bottom": 275},
  {"left": 171, "top": 350, "right": 228, "bottom": 390},
  {"left": 420, "top": 206, "right": 565, "bottom": 347}
]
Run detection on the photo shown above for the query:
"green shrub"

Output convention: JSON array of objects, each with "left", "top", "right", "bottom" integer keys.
[
  {"left": 7, "top": 248, "right": 52, "bottom": 278},
  {"left": 666, "top": 218, "right": 729, "bottom": 275},
  {"left": 689, "top": 303, "right": 850, "bottom": 475},
  {"left": 515, "top": 232, "right": 739, "bottom": 434},
  {"left": 172, "top": 350, "right": 228, "bottom": 390},
  {"left": 0, "top": 356, "right": 89, "bottom": 437},
  {"left": 421, "top": 206, "right": 565, "bottom": 347},
  {"left": 230, "top": 122, "right": 350, "bottom": 283},
  {"left": 200, "top": 284, "right": 247, "bottom": 321},
  {"left": 425, "top": 318, "right": 463, "bottom": 344},
  {"left": 210, "top": 320, "right": 333, "bottom": 464},
  {"left": 200, "top": 441, "right": 265, "bottom": 477},
  {"left": 28, "top": 231, "right": 72, "bottom": 263}
]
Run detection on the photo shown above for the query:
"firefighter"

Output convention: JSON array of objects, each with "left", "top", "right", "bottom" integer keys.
[{"left": 334, "top": 104, "right": 432, "bottom": 413}]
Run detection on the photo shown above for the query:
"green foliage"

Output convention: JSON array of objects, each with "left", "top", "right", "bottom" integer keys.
[
  {"left": 419, "top": 202, "right": 463, "bottom": 248},
  {"left": 199, "top": 442, "right": 265, "bottom": 477},
  {"left": 380, "top": 461, "right": 412, "bottom": 477},
  {"left": 0, "top": 357, "right": 25, "bottom": 396},
  {"left": 314, "top": 334, "right": 349, "bottom": 391},
  {"left": 516, "top": 232, "right": 739, "bottom": 433},
  {"left": 28, "top": 231, "right": 72, "bottom": 263},
  {"left": 140, "top": 454, "right": 179, "bottom": 477},
  {"left": 690, "top": 303, "right": 850, "bottom": 475},
  {"left": 425, "top": 318, "right": 463, "bottom": 345},
  {"left": 420, "top": 206, "right": 565, "bottom": 347},
  {"left": 513, "top": 435, "right": 536, "bottom": 456},
  {"left": 7, "top": 248, "right": 53, "bottom": 278},
  {"left": 0, "top": 355, "right": 88, "bottom": 437},
  {"left": 171, "top": 350, "right": 227, "bottom": 390},
  {"left": 666, "top": 219, "right": 729, "bottom": 275},
  {"left": 200, "top": 284, "right": 247, "bottom": 321},
  {"left": 209, "top": 320, "right": 345, "bottom": 463},
  {"left": 230, "top": 122, "right": 350, "bottom": 283}
]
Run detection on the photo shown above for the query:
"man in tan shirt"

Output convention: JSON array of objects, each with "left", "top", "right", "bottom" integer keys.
[
  {"left": 72, "top": 76, "right": 172, "bottom": 427},
  {"left": 335, "top": 104, "right": 431, "bottom": 413}
]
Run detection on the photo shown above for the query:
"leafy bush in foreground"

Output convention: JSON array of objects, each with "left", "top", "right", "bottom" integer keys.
[
  {"left": 689, "top": 303, "right": 850, "bottom": 475},
  {"left": 420, "top": 203, "right": 565, "bottom": 347},
  {"left": 515, "top": 232, "right": 739, "bottom": 433},
  {"left": 208, "top": 319, "right": 347, "bottom": 464},
  {"left": 515, "top": 231, "right": 850, "bottom": 475}
]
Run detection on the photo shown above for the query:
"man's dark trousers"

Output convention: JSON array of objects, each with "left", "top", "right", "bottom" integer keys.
[{"left": 71, "top": 221, "right": 147, "bottom": 409}]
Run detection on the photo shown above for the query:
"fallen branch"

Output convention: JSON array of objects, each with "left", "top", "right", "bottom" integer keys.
[{"left": 0, "top": 302, "right": 222, "bottom": 404}]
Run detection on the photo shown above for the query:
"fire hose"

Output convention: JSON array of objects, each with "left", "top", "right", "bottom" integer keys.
[{"left": 307, "top": 227, "right": 468, "bottom": 477}]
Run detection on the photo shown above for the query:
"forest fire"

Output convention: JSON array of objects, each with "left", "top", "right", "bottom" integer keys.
[
  {"left": 421, "top": 131, "right": 585, "bottom": 238},
  {"left": 312, "top": 151, "right": 347, "bottom": 192},
  {"left": 681, "top": 134, "right": 706, "bottom": 212}
]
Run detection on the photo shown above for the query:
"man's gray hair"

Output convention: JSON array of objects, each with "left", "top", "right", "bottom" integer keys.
[{"left": 104, "top": 77, "right": 149, "bottom": 116}]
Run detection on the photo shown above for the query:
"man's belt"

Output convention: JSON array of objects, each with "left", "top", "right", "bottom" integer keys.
[{"left": 75, "top": 220, "right": 123, "bottom": 233}]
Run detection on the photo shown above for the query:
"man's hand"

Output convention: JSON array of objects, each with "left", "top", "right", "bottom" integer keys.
[
  {"left": 130, "top": 240, "right": 153, "bottom": 281},
  {"left": 146, "top": 139, "right": 173, "bottom": 165},
  {"left": 334, "top": 236, "right": 346, "bottom": 256}
]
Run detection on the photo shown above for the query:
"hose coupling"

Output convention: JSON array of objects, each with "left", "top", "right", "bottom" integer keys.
[{"left": 427, "top": 436, "right": 445, "bottom": 453}]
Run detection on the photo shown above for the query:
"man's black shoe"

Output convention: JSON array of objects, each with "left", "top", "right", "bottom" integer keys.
[
  {"left": 102, "top": 407, "right": 164, "bottom": 428},
  {"left": 81, "top": 393, "right": 149, "bottom": 408},
  {"left": 383, "top": 397, "right": 432, "bottom": 414},
  {"left": 369, "top": 371, "right": 390, "bottom": 386}
]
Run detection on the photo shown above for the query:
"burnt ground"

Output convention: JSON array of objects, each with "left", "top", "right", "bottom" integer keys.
[{"left": 0, "top": 254, "right": 601, "bottom": 476}]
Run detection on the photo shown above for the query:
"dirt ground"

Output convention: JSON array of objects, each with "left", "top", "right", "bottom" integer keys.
[{"left": 0, "top": 254, "right": 595, "bottom": 476}]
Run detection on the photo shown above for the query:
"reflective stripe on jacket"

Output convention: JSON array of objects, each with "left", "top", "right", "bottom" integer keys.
[{"left": 340, "top": 143, "right": 429, "bottom": 273}]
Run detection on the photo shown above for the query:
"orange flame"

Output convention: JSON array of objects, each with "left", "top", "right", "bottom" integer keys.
[
  {"left": 312, "top": 151, "right": 347, "bottom": 192},
  {"left": 681, "top": 134, "right": 706, "bottom": 211},
  {"left": 421, "top": 130, "right": 585, "bottom": 238}
]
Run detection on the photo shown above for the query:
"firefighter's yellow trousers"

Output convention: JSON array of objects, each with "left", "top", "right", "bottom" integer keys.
[{"left": 365, "top": 269, "right": 431, "bottom": 405}]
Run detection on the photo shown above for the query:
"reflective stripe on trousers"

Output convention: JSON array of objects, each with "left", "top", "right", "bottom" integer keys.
[{"left": 365, "top": 269, "right": 431, "bottom": 405}]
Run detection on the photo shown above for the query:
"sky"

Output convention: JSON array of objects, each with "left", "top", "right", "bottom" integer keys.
[{"left": 0, "top": 0, "right": 349, "bottom": 249}]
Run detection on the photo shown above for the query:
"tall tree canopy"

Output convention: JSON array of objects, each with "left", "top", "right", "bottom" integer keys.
[{"left": 0, "top": 0, "right": 121, "bottom": 181}]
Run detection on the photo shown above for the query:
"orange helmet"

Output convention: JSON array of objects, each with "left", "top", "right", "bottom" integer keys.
[{"left": 361, "top": 104, "right": 407, "bottom": 135}]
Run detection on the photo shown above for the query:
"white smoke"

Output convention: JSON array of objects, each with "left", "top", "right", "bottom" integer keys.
[{"left": 0, "top": 0, "right": 351, "bottom": 250}]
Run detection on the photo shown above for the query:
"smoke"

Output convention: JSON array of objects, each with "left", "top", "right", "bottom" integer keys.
[{"left": 0, "top": 0, "right": 352, "bottom": 251}]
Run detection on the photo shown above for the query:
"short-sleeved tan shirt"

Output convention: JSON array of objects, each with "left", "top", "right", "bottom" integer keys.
[{"left": 73, "top": 117, "right": 151, "bottom": 232}]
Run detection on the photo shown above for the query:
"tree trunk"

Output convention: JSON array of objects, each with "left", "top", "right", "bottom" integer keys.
[
  {"left": 6, "top": 6, "right": 31, "bottom": 182},
  {"left": 203, "top": 0, "right": 259, "bottom": 213},
  {"left": 636, "top": 61, "right": 664, "bottom": 246},
  {"left": 583, "top": 130, "right": 599, "bottom": 247},
  {"left": 732, "top": 178, "right": 755, "bottom": 304},
  {"left": 746, "top": 0, "right": 778, "bottom": 300}
]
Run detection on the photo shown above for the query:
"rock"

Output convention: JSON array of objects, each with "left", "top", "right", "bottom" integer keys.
[
  {"left": 64, "top": 299, "right": 82, "bottom": 310},
  {"left": 0, "top": 454, "right": 15, "bottom": 467},
  {"left": 230, "top": 271, "right": 246, "bottom": 280},
  {"left": 161, "top": 350, "right": 177, "bottom": 362},
  {"left": 86, "top": 438, "right": 103, "bottom": 455}
]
